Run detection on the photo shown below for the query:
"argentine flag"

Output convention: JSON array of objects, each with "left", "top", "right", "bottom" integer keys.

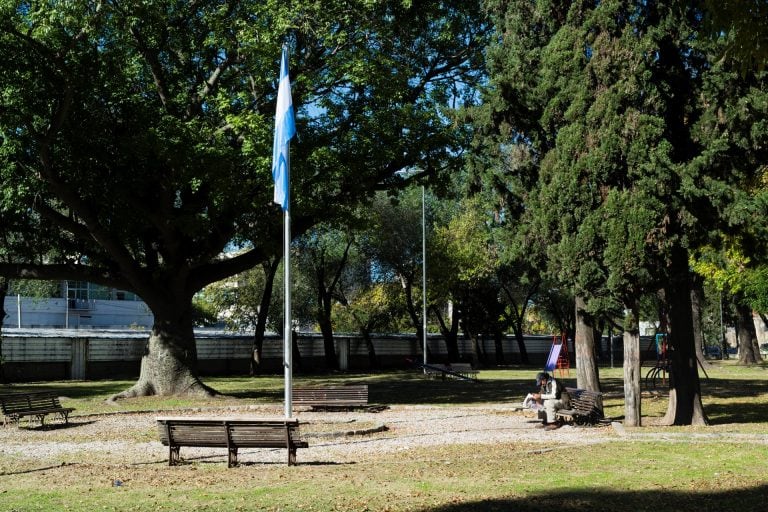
[{"left": 272, "top": 47, "right": 297, "bottom": 211}]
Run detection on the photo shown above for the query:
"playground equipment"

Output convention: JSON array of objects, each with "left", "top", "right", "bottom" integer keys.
[{"left": 545, "top": 334, "right": 570, "bottom": 377}]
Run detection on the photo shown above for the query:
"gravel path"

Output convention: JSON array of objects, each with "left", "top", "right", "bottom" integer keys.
[
  {"left": 0, "top": 405, "right": 614, "bottom": 466},
  {"left": 2, "top": 405, "right": 765, "bottom": 468}
]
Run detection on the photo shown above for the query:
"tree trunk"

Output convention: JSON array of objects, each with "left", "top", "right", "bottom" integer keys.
[
  {"left": 251, "top": 258, "right": 280, "bottom": 376},
  {"left": 316, "top": 266, "right": 338, "bottom": 369},
  {"left": 401, "top": 277, "right": 425, "bottom": 355},
  {"left": 690, "top": 278, "right": 710, "bottom": 368},
  {"left": 660, "top": 247, "right": 707, "bottom": 426},
  {"left": 501, "top": 284, "right": 536, "bottom": 364},
  {"left": 513, "top": 330, "right": 530, "bottom": 364},
  {"left": 110, "top": 311, "right": 215, "bottom": 400},
  {"left": 462, "top": 324, "right": 481, "bottom": 367},
  {"left": 736, "top": 301, "right": 762, "bottom": 364},
  {"left": 623, "top": 302, "right": 642, "bottom": 427},
  {"left": 432, "top": 305, "right": 459, "bottom": 362},
  {"left": 575, "top": 295, "right": 600, "bottom": 391},
  {"left": 361, "top": 327, "right": 379, "bottom": 370},
  {"left": 351, "top": 311, "right": 379, "bottom": 370},
  {"left": 291, "top": 330, "right": 303, "bottom": 373},
  {"left": 493, "top": 329, "right": 505, "bottom": 365},
  {"left": 318, "top": 312, "right": 337, "bottom": 370}
]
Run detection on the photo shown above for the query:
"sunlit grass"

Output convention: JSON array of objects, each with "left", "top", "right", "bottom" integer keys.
[
  {"left": 0, "top": 440, "right": 766, "bottom": 511},
  {"left": 1, "top": 361, "right": 767, "bottom": 510}
]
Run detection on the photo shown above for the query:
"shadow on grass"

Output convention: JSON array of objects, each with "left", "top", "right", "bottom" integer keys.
[
  {"left": 21, "top": 420, "right": 98, "bottom": 431},
  {"left": 225, "top": 371, "right": 548, "bottom": 404},
  {"left": 364, "top": 372, "right": 576, "bottom": 406},
  {"left": 701, "top": 402, "right": 768, "bottom": 425},
  {"left": 422, "top": 485, "right": 768, "bottom": 512},
  {"left": 703, "top": 377, "right": 768, "bottom": 399},
  {"left": 0, "top": 381, "right": 133, "bottom": 399}
]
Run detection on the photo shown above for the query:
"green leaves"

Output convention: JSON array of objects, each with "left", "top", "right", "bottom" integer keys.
[{"left": 0, "top": 0, "right": 486, "bottom": 300}]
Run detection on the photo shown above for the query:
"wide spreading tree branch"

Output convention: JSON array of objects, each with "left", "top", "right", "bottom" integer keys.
[{"left": 0, "top": 262, "right": 128, "bottom": 290}]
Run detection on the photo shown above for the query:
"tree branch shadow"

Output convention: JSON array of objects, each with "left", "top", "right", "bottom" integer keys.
[{"left": 422, "top": 485, "right": 768, "bottom": 512}]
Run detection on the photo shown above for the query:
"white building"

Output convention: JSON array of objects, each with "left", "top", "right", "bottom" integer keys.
[{"left": 3, "top": 281, "right": 153, "bottom": 329}]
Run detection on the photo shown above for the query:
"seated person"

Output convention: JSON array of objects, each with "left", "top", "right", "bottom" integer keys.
[{"left": 531, "top": 371, "right": 565, "bottom": 430}]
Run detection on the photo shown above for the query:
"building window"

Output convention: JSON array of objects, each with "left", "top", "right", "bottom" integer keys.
[{"left": 67, "top": 281, "right": 90, "bottom": 301}]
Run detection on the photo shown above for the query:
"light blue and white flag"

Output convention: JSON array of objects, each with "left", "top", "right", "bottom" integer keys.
[{"left": 272, "top": 46, "right": 297, "bottom": 211}]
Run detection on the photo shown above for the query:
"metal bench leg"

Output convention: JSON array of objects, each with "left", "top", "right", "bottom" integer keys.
[
  {"left": 228, "top": 448, "right": 238, "bottom": 468},
  {"left": 169, "top": 446, "right": 180, "bottom": 466}
]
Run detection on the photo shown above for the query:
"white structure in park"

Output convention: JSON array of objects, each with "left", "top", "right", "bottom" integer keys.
[{"left": 2, "top": 280, "right": 153, "bottom": 329}]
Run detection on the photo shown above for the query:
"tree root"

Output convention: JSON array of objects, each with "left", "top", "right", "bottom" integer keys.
[{"left": 107, "top": 377, "right": 218, "bottom": 402}]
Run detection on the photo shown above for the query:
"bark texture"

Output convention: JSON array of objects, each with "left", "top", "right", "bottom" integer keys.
[
  {"left": 690, "top": 281, "right": 711, "bottom": 368},
  {"left": 736, "top": 302, "right": 762, "bottom": 364},
  {"left": 251, "top": 259, "right": 279, "bottom": 375},
  {"left": 433, "top": 305, "right": 460, "bottom": 362},
  {"left": 660, "top": 247, "right": 707, "bottom": 426},
  {"left": 623, "top": 304, "right": 642, "bottom": 427},
  {"left": 575, "top": 295, "right": 600, "bottom": 391},
  {"left": 110, "top": 315, "right": 215, "bottom": 400}
]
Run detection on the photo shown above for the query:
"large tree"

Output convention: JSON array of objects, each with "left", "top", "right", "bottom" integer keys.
[
  {"left": 478, "top": 0, "right": 767, "bottom": 425},
  {"left": 0, "top": 0, "right": 486, "bottom": 397}
]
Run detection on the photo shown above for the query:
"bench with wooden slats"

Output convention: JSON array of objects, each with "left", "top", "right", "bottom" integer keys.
[
  {"left": 156, "top": 417, "right": 308, "bottom": 467},
  {"left": 0, "top": 391, "right": 75, "bottom": 427},
  {"left": 292, "top": 385, "right": 369, "bottom": 410},
  {"left": 555, "top": 387, "right": 605, "bottom": 426}
]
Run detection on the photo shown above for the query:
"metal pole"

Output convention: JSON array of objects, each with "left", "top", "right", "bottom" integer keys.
[
  {"left": 719, "top": 292, "right": 726, "bottom": 360},
  {"left": 422, "top": 185, "right": 427, "bottom": 366},
  {"left": 65, "top": 281, "right": 69, "bottom": 329},
  {"left": 283, "top": 160, "right": 293, "bottom": 419}
]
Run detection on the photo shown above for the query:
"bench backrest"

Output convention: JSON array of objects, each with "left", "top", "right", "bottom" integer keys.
[
  {"left": 157, "top": 419, "right": 301, "bottom": 449},
  {"left": 0, "top": 392, "right": 62, "bottom": 414},
  {"left": 564, "top": 387, "right": 604, "bottom": 417},
  {"left": 292, "top": 385, "right": 368, "bottom": 405}
]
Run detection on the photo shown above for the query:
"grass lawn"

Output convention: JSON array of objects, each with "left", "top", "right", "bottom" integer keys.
[{"left": 0, "top": 360, "right": 767, "bottom": 511}]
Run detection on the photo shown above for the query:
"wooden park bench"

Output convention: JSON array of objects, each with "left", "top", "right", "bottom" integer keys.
[
  {"left": 555, "top": 387, "right": 605, "bottom": 426},
  {"left": 0, "top": 391, "right": 75, "bottom": 428},
  {"left": 156, "top": 417, "right": 308, "bottom": 467},
  {"left": 292, "top": 385, "right": 369, "bottom": 411},
  {"left": 423, "top": 363, "right": 478, "bottom": 382}
]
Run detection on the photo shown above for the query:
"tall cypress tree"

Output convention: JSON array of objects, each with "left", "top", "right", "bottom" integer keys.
[{"left": 478, "top": 0, "right": 766, "bottom": 424}]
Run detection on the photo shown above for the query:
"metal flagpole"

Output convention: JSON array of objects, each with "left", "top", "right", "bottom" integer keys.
[
  {"left": 272, "top": 44, "right": 296, "bottom": 419},
  {"left": 422, "top": 185, "right": 427, "bottom": 366},
  {"left": 284, "top": 183, "right": 292, "bottom": 418}
]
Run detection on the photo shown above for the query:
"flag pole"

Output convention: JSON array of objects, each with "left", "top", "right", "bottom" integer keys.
[
  {"left": 284, "top": 164, "right": 292, "bottom": 418},
  {"left": 272, "top": 44, "right": 296, "bottom": 419},
  {"left": 422, "top": 185, "right": 427, "bottom": 367},
  {"left": 282, "top": 45, "right": 293, "bottom": 420}
]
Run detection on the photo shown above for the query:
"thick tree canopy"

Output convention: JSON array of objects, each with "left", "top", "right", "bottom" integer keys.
[
  {"left": 0, "top": 0, "right": 486, "bottom": 396},
  {"left": 478, "top": 0, "right": 767, "bottom": 424}
]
